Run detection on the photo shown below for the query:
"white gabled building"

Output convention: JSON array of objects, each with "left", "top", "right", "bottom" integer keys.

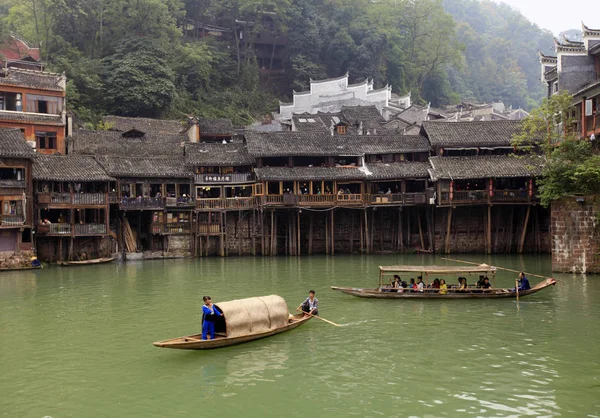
[{"left": 278, "top": 73, "right": 393, "bottom": 120}]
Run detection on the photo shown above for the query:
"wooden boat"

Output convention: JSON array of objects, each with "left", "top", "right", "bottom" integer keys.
[
  {"left": 153, "top": 295, "right": 313, "bottom": 350},
  {"left": 0, "top": 265, "right": 43, "bottom": 272},
  {"left": 57, "top": 256, "right": 117, "bottom": 267},
  {"left": 331, "top": 264, "right": 556, "bottom": 299}
]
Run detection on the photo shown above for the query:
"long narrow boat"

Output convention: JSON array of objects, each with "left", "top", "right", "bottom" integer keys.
[
  {"left": 331, "top": 264, "right": 556, "bottom": 299},
  {"left": 57, "top": 256, "right": 117, "bottom": 267},
  {"left": 153, "top": 295, "right": 313, "bottom": 350},
  {"left": 0, "top": 265, "right": 43, "bottom": 272}
]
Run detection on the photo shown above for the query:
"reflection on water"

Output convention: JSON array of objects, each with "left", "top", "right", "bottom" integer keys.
[{"left": 0, "top": 254, "right": 599, "bottom": 417}]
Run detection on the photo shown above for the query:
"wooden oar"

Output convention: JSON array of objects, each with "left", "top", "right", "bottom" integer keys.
[
  {"left": 441, "top": 257, "right": 555, "bottom": 281},
  {"left": 296, "top": 309, "right": 340, "bottom": 327}
]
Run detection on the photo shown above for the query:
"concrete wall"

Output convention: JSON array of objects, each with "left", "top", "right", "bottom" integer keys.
[{"left": 551, "top": 196, "right": 600, "bottom": 273}]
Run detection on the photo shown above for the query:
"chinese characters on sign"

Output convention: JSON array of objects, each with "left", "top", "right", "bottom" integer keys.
[{"left": 203, "top": 174, "right": 232, "bottom": 183}]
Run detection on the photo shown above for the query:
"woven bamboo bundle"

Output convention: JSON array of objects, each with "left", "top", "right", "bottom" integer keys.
[{"left": 215, "top": 295, "right": 289, "bottom": 338}]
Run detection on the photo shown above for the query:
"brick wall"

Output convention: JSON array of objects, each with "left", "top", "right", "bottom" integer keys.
[{"left": 551, "top": 196, "right": 600, "bottom": 273}]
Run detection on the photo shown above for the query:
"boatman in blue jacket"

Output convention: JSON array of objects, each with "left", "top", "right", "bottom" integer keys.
[
  {"left": 201, "top": 296, "right": 222, "bottom": 340},
  {"left": 516, "top": 272, "right": 531, "bottom": 291}
]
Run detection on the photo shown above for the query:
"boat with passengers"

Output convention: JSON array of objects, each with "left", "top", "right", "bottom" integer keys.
[{"left": 331, "top": 264, "right": 556, "bottom": 299}]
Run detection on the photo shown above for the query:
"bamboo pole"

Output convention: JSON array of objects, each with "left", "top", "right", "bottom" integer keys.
[
  {"left": 518, "top": 206, "right": 531, "bottom": 254},
  {"left": 441, "top": 257, "right": 555, "bottom": 280}
]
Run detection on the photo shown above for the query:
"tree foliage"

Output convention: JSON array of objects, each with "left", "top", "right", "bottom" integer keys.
[{"left": 0, "top": 0, "right": 554, "bottom": 123}]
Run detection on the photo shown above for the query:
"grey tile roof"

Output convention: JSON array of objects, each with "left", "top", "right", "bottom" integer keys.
[
  {"left": 70, "top": 130, "right": 186, "bottom": 157},
  {"left": 422, "top": 120, "right": 527, "bottom": 148},
  {"left": 198, "top": 117, "right": 234, "bottom": 136},
  {"left": 94, "top": 156, "right": 192, "bottom": 178},
  {"left": 185, "top": 143, "right": 254, "bottom": 166},
  {"left": 0, "top": 128, "right": 35, "bottom": 158},
  {"left": 245, "top": 132, "right": 431, "bottom": 157},
  {"left": 0, "top": 68, "right": 65, "bottom": 91},
  {"left": 367, "top": 162, "right": 431, "bottom": 180},
  {"left": 255, "top": 166, "right": 365, "bottom": 181},
  {"left": 292, "top": 115, "right": 328, "bottom": 132},
  {"left": 33, "top": 155, "right": 114, "bottom": 182},
  {"left": 341, "top": 105, "right": 385, "bottom": 128},
  {"left": 396, "top": 106, "right": 429, "bottom": 125},
  {"left": 428, "top": 155, "right": 544, "bottom": 181},
  {"left": 102, "top": 115, "right": 185, "bottom": 134},
  {"left": 0, "top": 111, "right": 64, "bottom": 125}
]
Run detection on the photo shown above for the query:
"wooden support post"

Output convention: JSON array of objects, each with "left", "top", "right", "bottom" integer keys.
[
  {"left": 325, "top": 212, "right": 329, "bottom": 255},
  {"left": 494, "top": 206, "right": 501, "bottom": 253},
  {"left": 535, "top": 207, "right": 541, "bottom": 253},
  {"left": 379, "top": 210, "right": 384, "bottom": 251},
  {"left": 260, "top": 210, "right": 265, "bottom": 256},
  {"left": 487, "top": 205, "right": 492, "bottom": 255},
  {"left": 417, "top": 210, "right": 425, "bottom": 251},
  {"left": 360, "top": 210, "right": 364, "bottom": 253},
  {"left": 331, "top": 209, "right": 335, "bottom": 256},
  {"left": 426, "top": 208, "right": 433, "bottom": 251},
  {"left": 59, "top": 238, "right": 63, "bottom": 262},
  {"left": 224, "top": 211, "right": 228, "bottom": 257},
  {"left": 308, "top": 212, "right": 313, "bottom": 255},
  {"left": 445, "top": 207, "right": 453, "bottom": 254},
  {"left": 273, "top": 211, "right": 278, "bottom": 255},
  {"left": 518, "top": 206, "right": 531, "bottom": 254},
  {"left": 398, "top": 209, "right": 403, "bottom": 252},
  {"left": 507, "top": 206, "right": 515, "bottom": 253},
  {"left": 219, "top": 212, "right": 225, "bottom": 257},
  {"left": 270, "top": 210, "right": 275, "bottom": 256},
  {"left": 199, "top": 228, "right": 203, "bottom": 257},
  {"left": 370, "top": 209, "right": 375, "bottom": 253},
  {"left": 350, "top": 212, "right": 354, "bottom": 253},
  {"left": 364, "top": 209, "right": 369, "bottom": 254},
  {"left": 297, "top": 210, "right": 301, "bottom": 256},
  {"left": 252, "top": 210, "right": 256, "bottom": 256},
  {"left": 406, "top": 208, "right": 411, "bottom": 250},
  {"left": 238, "top": 210, "right": 242, "bottom": 256}
]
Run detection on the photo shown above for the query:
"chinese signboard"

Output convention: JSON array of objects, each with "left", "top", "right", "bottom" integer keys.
[{"left": 202, "top": 174, "right": 232, "bottom": 183}]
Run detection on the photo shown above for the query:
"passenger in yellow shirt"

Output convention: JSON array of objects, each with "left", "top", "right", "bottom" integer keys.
[{"left": 439, "top": 279, "right": 448, "bottom": 295}]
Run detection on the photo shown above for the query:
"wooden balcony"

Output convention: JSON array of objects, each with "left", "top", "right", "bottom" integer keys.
[
  {"left": 491, "top": 190, "right": 532, "bottom": 203},
  {"left": 194, "top": 173, "right": 254, "bottom": 184},
  {"left": 0, "top": 214, "right": 25, "bottom": 226},
  {"left": 224, "top": 197, "right": 256, "bottom": 209},
  {"left": 0, "top": 179, "right": 26, "bottom": 189},
  {"left": 119, "top": 197, "right": 165, "bottom": 210},
  {"left": 439, "top": 190, "right": 534, "bottom": 205},
  {"left": 108, "top": 192, "right": 119, "bottom": 204},
  {"left": 196, "top": 198, "right": 224, "bottom": 210},
  {"left": 452, "top": 190, "right": 488, "bottom": 204},
  {"left": 370, "top": 193, "right": 403, "bottom": 205},
  {"left": 151, "top": 223, "right": 193, "bottom": 235},
  {"left": 37, "top": 192, "right": 108, "bottom": 206},
  {"left": 36, "top": 223, "right": 107, "bottom": 236},
  {"left": 166, "top": 197, "right": 195, "bottom": 208},
  {"left": 297, "top": 194, "right": 336, "bottom": 206},
  {"left": 74, "top": 224, "right": 107, "bottom": 236},
  {"left": 198, "top": 224, "right": 222, "bottom": 235},
  {"left": 38, "top": 223, "right": 71, "bottom": 235},
  {"left": 336, "top": 194, "right": 364, "bottom": 205}
]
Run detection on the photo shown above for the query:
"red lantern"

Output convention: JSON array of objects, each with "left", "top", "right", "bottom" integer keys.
[
  {"left": 528, "top": 179, "right": 533, "bottom": 197},
  {"left": 449, "top": 180, "right": 454, "bottom": 201},
  {"left": 488, "top": 179, "right": 493, "bottom": 198}
]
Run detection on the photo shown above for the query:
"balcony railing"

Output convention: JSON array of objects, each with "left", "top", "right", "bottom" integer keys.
[
  {"left": 73, "top": 193, "right": 106, "bottom": 205},
  {"left": 198, "top": 224, "right": 222, "bottom": 235},
  {"left": 48, "top": 223, "right": 71, "bottom": 235},
  {"left": 151, "top": 223, "right": 192, "bottom": 235},
  {"left": 452, "top": 190, "right": 488, "bottom": 203},
  {"left": 225, "top": 197, "right": 256, "bottom": 209},
  {"left": 404, "top": 192, "right": 428, "bottom": 205},
  {"left": 74, "top": 223, "right": 107, "bottom": 235},
  {"left": 336, "top": 194, "right": 364, "bottom": 205},
  {"left": 491, "top": 189, "right": 531, "bottom": 202},
  {"left": 0, "top": 179, "right": 26, "bottom": 188},
  {"left": 370, "top": 193, "right": 403, "bottom": 204},
  {"left": 0, "top": 214, "right": 25, "bottom": 226},
  {"left": 196, "top": 198, "right": 224, "bottom": 210},
  {"left": 37, "top": 192, "right": 108, "bottom": 205},
  {"left": 120, "top": 197, "right": 165, "bottom": 210},
  {"left": 298, "top": 194, "right": 336, "bottom": 205},
  {"left": 108, "top": 192, "right": 119, "bottom": 204},
  {"left": 166, "top": 197, "right": 195, "bottom": 207},
  {"left": 439, "top": 189, "right": 534, "bottom": 205},
  {"left": 194, "top": 173, "right": 254, "bottom": 184},
  {"left": 264, "top": 195, "right": 284, "bottom": 206}
]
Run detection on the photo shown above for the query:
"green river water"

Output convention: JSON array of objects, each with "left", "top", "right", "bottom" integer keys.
[{"left": 1, "top": 254, "right": 599, "bottom": 417}]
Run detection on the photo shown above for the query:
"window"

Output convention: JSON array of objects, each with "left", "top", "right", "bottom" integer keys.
[
  {"left": 36, "top": 132, "right": 57, "bottom": 150},
  {"left": 26, "top": 94, "right": 62, "bottom": 114},
  {"left": 553, "top": 82, "right": 559, "bottom": 94},
  {"left": 337, "top": 125, "right": 347, "bottom": 134}
]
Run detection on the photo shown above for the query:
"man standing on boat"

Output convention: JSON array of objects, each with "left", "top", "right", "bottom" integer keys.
[
  {"left": 201, "top": 296, "right": 222, "bottom": 340},
  {"left": 298, "top": 290, "right": 319, "bottom": 316}
]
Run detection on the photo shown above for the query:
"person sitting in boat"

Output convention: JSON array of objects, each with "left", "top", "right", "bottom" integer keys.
[
  {"left": 516, "top": 272, "right": 531, "bottom": 291},
  {"left": 30, "top": 257, "right": 41, "bottom": 267},
  {"left": 481, "top": 277, "right": 492, "bottom": 291},
  {"left": 409, "top": 278, "right": 417, "bottom": 292},
  {"left": 476, "top": 275, "right": 485, "bottom": 288},
  {"left": 432, "top": 278, "right": 440, "bottom": 289},
  {"left": 458, "top": 277, "right": 468, "bottom": 292},
  {"left": 391, "top": 275, "right": 401, "bottom": 289},
  {"left": 439, "top": 279, "right": 448, "bottom": 295},
  {"left": 201, "top": 296, "right": 222, "bottom": 340},
  {"left": 416, "top": 277, "right": 424, "bottom": 292},
  {"left": 298, "top": 290, "right": 319, "bottom": 316}
]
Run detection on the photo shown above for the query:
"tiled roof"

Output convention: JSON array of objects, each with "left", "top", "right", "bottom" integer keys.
[
  {"left": 422, "top": 120, "right": 527, "bottom": 148},
  {"left": 0, "top": 110, "right": 63, "bottom": 125},
  {"left": 396, "top": 106, "right": 429, "bottom": 125},
  {"left": 185, "top": 143, "right": 254, "bottom": 166},
  {"left": 0, "top": 68, "right": 64, "bottom": 92},
  {"left": 428, "top": 155, "right": 544, "bottom": 181},
  {"left": 341, "top": 105, "right": 385, "bottom": 128},
  {"left": 0, "top": 128, "right": 35, "bottom": 158},
  {"left": 102, "top": 115, "right": 185, "bottom": 134},
  {"left": 33, "top": 155, "right": 114, "bottom": 182},
  {"left": 255, "top": 166, "right": 365, "bottom": 181},
  {"left": 367, "top": 162, "right": 431, "bottom": 180},
  {"left": 292, "top": 115, "right": 328, "bottom": 132},
  {"left": 245, "top": 132, "right": 431, "bottom": 157},
  {"left": 70, "top": 130, "right": 185, "bottom": 157},
  {"left": 198, "top": 117, "right": 234, "bottom": 136},
  {"left": 94, "top": 156, "right": 192, "bottom": 178}
]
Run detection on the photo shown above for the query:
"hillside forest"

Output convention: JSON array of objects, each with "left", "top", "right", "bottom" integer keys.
[{"left": 0, "top": 0, "right": 555, "bottom": 125}]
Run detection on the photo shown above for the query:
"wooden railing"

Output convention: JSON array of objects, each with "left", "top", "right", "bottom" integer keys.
[
  {"left": 196, "top": 198, "right": 224, "bottom": 210},
  {"left": 370, "top": 193, "right": 403, "bottom": 204},
  {"left": 73, "top": 193, "right": 106, "bottom": 205},
  {"left": 439, "top": 190, "right": 534, "bottom": 205},
  {"left": 37, "top": 192, "right": 108, "bottom": 205},
  {"left": 198, "top": 224, "right": 222, "bottom": 234},
  {"left": 0, "top": 214, "right": 25, "bottom": 226},
  {"left": 491, "top": 189, "right": 530, "bottom": 201},
  {"left": 194, "top": 173, "right": 254, "bottom": 184},
  {"left": 404, "top": 192, "right": 428, "bottom": 205},
  {"left": 48, "top": 223, "right": 71, "bottom": 235},
  {"left": 264, "top": 195, "right": 284, "bottom": 205},
  {"left": 0, "top": 179, "right": 26, "bottom": 188},
  {"left": 108, "top": 192, "right": 119, "bottom": 204},
  {"left": 337, "top": 194, "right": 364, "bottom": 205},
  {"left": 225, "top": 197, "right": 256, "bottom": 209},
  {"left": 151, "top": 223, "right": 192, "bottom": 235},
  {"left": 74, "top": 223, "right": 107, "bottom": 235},
  {"left": 166, "top": 197, "right": 195, "bottom": 207},
  {"left": 297, "top": 194, "right": 336, "bottom": 205},
  {"left": 120, "top": 197, "right": 165, "bottom": 210},
  {"left": 452, "top": 190, "right": 488, "bottom": 203}
]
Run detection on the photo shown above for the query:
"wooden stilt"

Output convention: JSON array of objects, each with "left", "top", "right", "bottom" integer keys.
[
  {"left": 219, "top": 212, "right": 225, "bottom": 257},
  {"left": 252, "top": 210, "right": 256, "bottom": 256},
  {"left": 360, "top": 210, "right": 364, "bottom": 253},
  {"left": 325, "top": 211, "right": 329, "bottom": 254},
  {"left": 369, "top": 209, "right": 375, "bottom": 253},
  {"left": 445, "top": 207, "right": 453, "bottom": 254},
  {"left": 398, "top": 209, "right": 404, "bottom": 252},
  {"left": 308, "top": 212, "right": 313, "bottom": 255},
  {"left": 331, "top": 209, "right": 335, "bottom": 256},
  {"left": 379, "top": 210, "right": 384, "bottom": 251},
  {"left": 59, "top": 237, "right": 63, "bottom": 262},
  {"left": 350, "top": 212, "right": 354, "bottom": 253},
  {"left": 507, "top": 206, "right": 514, "bottom": 253},
  {"left": 494, "top": 206, "right": 501, "bottom": 253},
  {"left": 270, "top": 210, "right": 274, "bottom": 256},
  {"left": 364, "top": 209, "right": 369, "bottom": 254},
  {"left": 518, "top": 206, "right": 531, "bottom": 254},
  {"left": 417, "top": 210, "right": 425, "bottom": 251},
  {"left": 535, "top": 207, "right": 541, "bottom": 253},
  {"left": 260, "top": 210, "right": 265, "bottom": 256},
  {"left": 238, "top": 211, "right": 242, "bottom": 256},
  {"left": 273, "top": 211, "right": 278, "bottom": 255},
  {"left": 297, "top": 210, "right": 301, "bottom": 256},
  {"left": 487, "top": 205, "right": 492, "bottom": 255},
  {"left": 426, "top": 207, "right": 433, "bottom": 251},
  {"left": 406, "top": 208, "right": 411, "bottom": 250}
]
